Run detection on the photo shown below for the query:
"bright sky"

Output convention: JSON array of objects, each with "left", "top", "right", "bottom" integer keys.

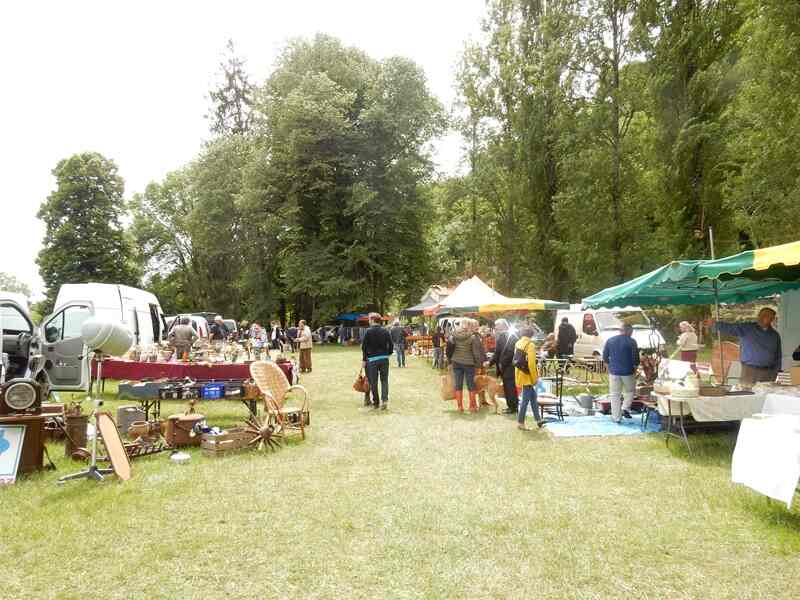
[{"left": 0, "top": 0, "right": 484, "bottom": 295}]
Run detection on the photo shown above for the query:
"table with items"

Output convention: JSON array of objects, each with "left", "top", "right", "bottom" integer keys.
[{"left": 92, "top": 359, "right": 295, "bottom": 419}]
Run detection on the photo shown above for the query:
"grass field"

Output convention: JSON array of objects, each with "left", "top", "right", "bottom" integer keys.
[{"left": 2, "top": 346, "right": 799, "bottom": 599}]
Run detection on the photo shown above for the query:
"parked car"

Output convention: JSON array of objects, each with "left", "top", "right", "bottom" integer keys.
[
  {"left": 223, "top": 319, "right": 239, "bottom": 339},
  {"left": 55, "top": 283, "right": 167, "bottom": 345},
  {"left": 313, "top": 325, "right": 339, "bottom": 344},
  {"left": 554, "top": 304, "right": 665, "bottom": 359}
]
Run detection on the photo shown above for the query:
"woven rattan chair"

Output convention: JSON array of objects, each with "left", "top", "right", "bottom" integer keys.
[{"left": 250, "top": 361, "right": 310, "bottom": 439}]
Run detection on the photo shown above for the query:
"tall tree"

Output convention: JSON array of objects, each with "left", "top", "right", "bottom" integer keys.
[
  {"left": 36, "top": 152, "right": 139, "bottom": 309},
  {"left": 207, "top": 39, "right": 255, "bottom": 136},
  {"left": 723, "top": 0, "right": 800, "bottom": 247},
  {"left": 458, "top": 0, "right": 582, "bottom": 297},
  {"left": 636, "top": 0, "right": 745, "bottom": 259},
  {"left": 253, "top": 35, "right": 443, "bottom": 320}
]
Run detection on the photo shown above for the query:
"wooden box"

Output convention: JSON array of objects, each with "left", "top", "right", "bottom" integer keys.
[
  {"left": 201, "top": 428, "right": 252, "bottom": 457},
  {"left": 0, "top": 415, "right": 44, "bottom": 473},
  {"left": 792, "top": 366, "right": 800, "bottom": 385},
  {"left": 164, "top": 413, "right": 205, "bottom": 448}
]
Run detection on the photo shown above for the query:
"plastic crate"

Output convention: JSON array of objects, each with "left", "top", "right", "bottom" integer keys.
[{"left": 201, "top": 383, "right": 225, "bottom": 400}]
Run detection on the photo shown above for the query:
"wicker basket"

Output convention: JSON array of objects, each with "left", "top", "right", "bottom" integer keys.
[
  {"left": 699, "top": 385, "right": 728, "bottom": 397},
  {"left": 201, "top": 428, "right": 252, "bottom": 457}
]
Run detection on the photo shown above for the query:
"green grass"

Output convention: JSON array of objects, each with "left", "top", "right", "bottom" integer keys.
[{"left": 2, "top": 346, "right": 799, "bottom": 599}]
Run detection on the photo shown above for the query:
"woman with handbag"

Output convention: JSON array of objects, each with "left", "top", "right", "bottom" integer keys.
[{"left": 448, "top": 319, "right": 487, "bottom": 413}]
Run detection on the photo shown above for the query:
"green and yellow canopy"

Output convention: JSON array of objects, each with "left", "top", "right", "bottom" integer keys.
[{"left": 583, "top": 240, "right": 800, "bottom": 309}]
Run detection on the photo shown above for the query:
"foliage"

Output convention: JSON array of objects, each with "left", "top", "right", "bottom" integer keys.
[
  {"left": 36, "top": 152, "right": 140, "bottom": 311},
  {"left": 0, "top": 272, "right": 31, "bottom": 296},
  {"left": 207, "top": 39, "right": 255, "bottom": 136},
  {"left": 722, "top": 0, "right": 800, "bottom": 246}
]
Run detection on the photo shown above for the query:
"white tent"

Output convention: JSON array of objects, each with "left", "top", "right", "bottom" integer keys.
[{"left": 424, "top": 276, "right": 509, "bottom": 315}]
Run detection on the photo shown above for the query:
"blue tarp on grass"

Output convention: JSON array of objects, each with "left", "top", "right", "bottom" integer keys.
[{"left": 545, "top": 414, "right": 661, "bottom": 438}]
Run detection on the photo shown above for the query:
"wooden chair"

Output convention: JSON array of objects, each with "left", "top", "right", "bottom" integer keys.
[
  {"left": 710, "top": 341, "right": 740, "bottom": 384},
  {"left": 250, "top": 361, "right": 310, "bottom": 439}
]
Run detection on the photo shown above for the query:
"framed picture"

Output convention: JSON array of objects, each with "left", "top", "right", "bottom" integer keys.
[{"left": 0, "top": 424, "right": 26, "bottom": 485}]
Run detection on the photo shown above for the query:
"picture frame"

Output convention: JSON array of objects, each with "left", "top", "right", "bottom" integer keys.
[{"left": 0, "top": 424, "right": 27, "bottom": 485}]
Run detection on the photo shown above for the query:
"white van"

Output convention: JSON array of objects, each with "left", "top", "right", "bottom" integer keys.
[
  {"left": 166, "top": 314, "right": 209, "bottom": 339},
  {"left": 54, "top": 283, "right": 167, "bottom": 346},
  {"left": 555, "top": 304, "right": 665, "bottom": 359}
]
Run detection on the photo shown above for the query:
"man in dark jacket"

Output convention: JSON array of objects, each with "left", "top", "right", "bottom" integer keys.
[
  {"left": 490, "top": 319, "right": 519, "bottom": 414},
  {"left": 362, "top": 313, "right": 394, "bottom": 410},
  {"left": 556, "top": 317, "right": 577, "bottom": 358},
  {"left": 389, "top": 320, "right": 407, "bottom": 368}
]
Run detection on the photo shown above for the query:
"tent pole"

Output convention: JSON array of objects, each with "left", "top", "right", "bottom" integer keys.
[{"left": 709, "top": 227, "right": 725, "bottom": 385}]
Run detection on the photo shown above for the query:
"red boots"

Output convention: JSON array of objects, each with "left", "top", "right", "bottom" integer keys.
[{"left": 454, "top": 390, "right": 464, "bottom": 412}]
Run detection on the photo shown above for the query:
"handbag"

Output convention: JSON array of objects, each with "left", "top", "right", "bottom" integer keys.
[
  {"left": 353, "top": 369, "right": 370, "bottom": 393},
  {"left": 440, "top": 367, "right": 455, "bottom": 401}
]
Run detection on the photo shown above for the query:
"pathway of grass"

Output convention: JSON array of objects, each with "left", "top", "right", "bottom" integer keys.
[{"left": 1, "top": 346, "right": 799, "bottom": 599}]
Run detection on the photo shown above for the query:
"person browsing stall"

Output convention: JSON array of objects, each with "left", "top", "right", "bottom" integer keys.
[
  {"left": 489, "top": 319, "right": 519, "bottom": 414},
  {"left": 447, "top": 319, "right": 486, "bottom": 413},
  {"left": 432, "top": 327, "right": 445, "bottom": 370},
  {"left": 556, "top": 317, "right": 577, "bottom": 358},
  {"left": 361, "top": 313, "right": 394, "bottom": 410},
  {"left": 514, "top": 325, "right": 542, "bottom": 430},
  {"left": 711, "top": 307, "right": 782, "bottom": 385},
  {"left": 297, "top": 320, "right": 313, "bottom": 373},
  {"left": 603, "top": 323, "right": 640, "bottom": 423},
  {"left": 168, "top": 317, "right": 198, "bottom": 359},
  {"left": 670, "top": 320, "right": 699, "bottom": 373},
  {"left": 208, "top": 315, "right": 229, "bottom": 349},
  {"left": 390, "top": 320, "right": 408, "bottom": 368}
]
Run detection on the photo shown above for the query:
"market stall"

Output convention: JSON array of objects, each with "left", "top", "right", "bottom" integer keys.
[{"left": 583, "top": 239, "right": 800, "bottom": 503}]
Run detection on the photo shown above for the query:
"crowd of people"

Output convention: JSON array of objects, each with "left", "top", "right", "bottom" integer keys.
[
  {"left": 170, "top": 305, "right": 800, "bottom": 430},
  {"left": 359, "top": 315, "right": 559, "bottom": 430}
]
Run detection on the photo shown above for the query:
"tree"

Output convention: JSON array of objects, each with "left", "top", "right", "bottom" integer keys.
[
  {"left": 0, "top": 272, "right": 31, "bottom": 296},
  {"left": 207, "top": 39, "right": 255, "bottom": 136},
  {"left": 252, "top": 35, "right": 443, "bottom": 320},
  {"left": 36, "top": 152, "right": 139, "bottom": 310},
  {"left": 722, "top": 0, "right": 800, "bottom": 246},
  {"left": 457, "top": 0, "right": 583, "bottom": 298},
  {"left": 635, "top": 0, "right": 745, "bottom": 259}
]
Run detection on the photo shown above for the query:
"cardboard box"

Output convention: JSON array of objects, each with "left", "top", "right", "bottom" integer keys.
[{"left": 792, "top": 366, "right": 800, "bottom": 385}]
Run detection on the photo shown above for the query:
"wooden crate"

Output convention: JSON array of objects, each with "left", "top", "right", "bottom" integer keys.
[{"left": 201, "top": 428, "right": 252, "bottom": 457}]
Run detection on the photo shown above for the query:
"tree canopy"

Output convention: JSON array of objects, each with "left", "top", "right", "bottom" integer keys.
[
  {"left": 39, "top": 10, "right": 800, "bottom": 323},
  {"left": 36, "top": 152, "right": 139, "bottom": 311}
]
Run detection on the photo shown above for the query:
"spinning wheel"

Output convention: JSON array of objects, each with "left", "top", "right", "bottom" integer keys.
[{"left": 244, "top": 412, "right": 283, "bottom": 451}]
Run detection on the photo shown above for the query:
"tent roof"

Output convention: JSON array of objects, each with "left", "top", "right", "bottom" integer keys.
[
  {"left": 425, "top": 276, "right": 507, "bottom": 315},
  {"left": 401, "top": 296, "right": 438, "bottom": 316},
  {"left": 697, "top": 240, "right": 800, "bottom": 283},
  {"left": 478, "top": 297, "right": 570, "bottom": 313},
  {"left": 583, "top": 240, "right": 800, "bottom": 309},
  {"left": 423, "top": 276, "right": 568, "bottom": 315}
]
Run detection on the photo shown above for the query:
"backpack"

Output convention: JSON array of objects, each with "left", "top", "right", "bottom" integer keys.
[{"left": 513, "top": 342, "right": 532, "bottom": 374}]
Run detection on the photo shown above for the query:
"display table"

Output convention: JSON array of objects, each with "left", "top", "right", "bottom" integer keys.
[
  {"left": 762, "top": 392, "right": 800, "bottom": 416},
  {"left": 732, "top": 415, "right": 800, "bottom": 508},
  {"left": 655, "top": 392, "right": 765, "bottom": 422},
  {"left": 655, "top": 392, "right": 766, "bottom": 454},
  {"left": 92, "top": 359, "right": 252, "bottom": 382}
]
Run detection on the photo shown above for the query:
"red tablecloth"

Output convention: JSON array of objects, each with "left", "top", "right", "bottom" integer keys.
[{"left": 93, "top": 360, "right": 253, "bottom": 382}]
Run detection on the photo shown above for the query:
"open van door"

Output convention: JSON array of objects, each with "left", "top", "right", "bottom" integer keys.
[{"left": 41, "top": 302, "right": 93, "bottom": 390}]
